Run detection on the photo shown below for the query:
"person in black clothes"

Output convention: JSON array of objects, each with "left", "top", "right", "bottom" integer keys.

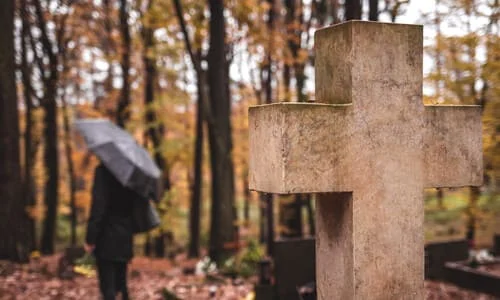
[{"left": 85, "top": 164, "right": 137, "bottom": 300}]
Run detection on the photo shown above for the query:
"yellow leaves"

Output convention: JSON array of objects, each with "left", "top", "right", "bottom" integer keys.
[
  {"left": 75, "top": 104, "right": 103, "bottom": 119},
  {"left": 30, "top": 251, "right": 41, "bottom": 259},
  {"left": 73, "top": 265, "right": 96, "bottom": 278},
  {"left": 425, "top": 26, "right": 489, "bottom": 105},
  {"left": 296, "top": 49, "right": 309, "bottom": 64},
  {"left": 58, "top": 205, "right": 72, "bottom": 216},
  {"left": 147, "top": 226, "right": 162, "bottom": 238},
  {"left": 259, "top": 1, "right": 271, "bottom": 12},
  {"left": 243, "top": 291, "right": 255, "bottom": 300},
  {"left": 277, "top": 195, "right": 295, "bottom": 205},
  {"left": 423, "top": 95, "right": 441, "bottom": 105},
  {"left": 76, "top": 191, "right": 91, "bottom": 213},
  {"left": 229, "top": 0, "right": 262, "bottom": 27}
]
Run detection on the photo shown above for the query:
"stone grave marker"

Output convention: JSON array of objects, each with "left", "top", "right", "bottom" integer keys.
[
  {"left": 493, "top": 234, "right": 500, "bottom": 256},
  {"left": 249, "top": 21, "right": 483, "bottom": 299},
  {"left": 425, "top": 239, "right": 469, "bottom": 280},
  {"left": 274, "top": 237, "right": 316, "bottom": 300}
]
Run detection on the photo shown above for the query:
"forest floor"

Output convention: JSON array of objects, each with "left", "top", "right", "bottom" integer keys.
[
  {"left": 0, "top": 255, "right": 252, "bottom": 299},
  {"left": 0, "top": 255, "right": 498, "bottom": 300}
]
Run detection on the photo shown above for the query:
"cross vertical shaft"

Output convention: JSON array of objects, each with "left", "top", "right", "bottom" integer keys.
[{"left": 315, "top": 21, "right": 425, "bottom": 299}]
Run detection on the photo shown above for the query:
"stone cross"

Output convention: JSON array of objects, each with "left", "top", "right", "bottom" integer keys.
[{"left": 249, "top": 21, "right": 483, "bottom": 299}]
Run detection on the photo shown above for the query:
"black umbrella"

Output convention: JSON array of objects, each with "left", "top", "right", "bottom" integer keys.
[{"left": 75, "top": 119, "right": 161, "bottom": 201}]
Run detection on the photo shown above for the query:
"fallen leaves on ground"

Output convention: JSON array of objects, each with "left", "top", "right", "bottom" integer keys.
[
  {"left": 425, "top": 280, "right": 496, "bottom": 300},
  {"left": 477, "top": 263, "right": 500, "bottom": 277},
  {"left": 0, "top": 255, "right": 252, "bottom": 300},
  {"left": 0, "top": 255, "right": 498, "bottom": 299}
]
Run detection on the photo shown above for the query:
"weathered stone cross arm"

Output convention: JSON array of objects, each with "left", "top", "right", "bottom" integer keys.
[
  {"left": 424, "top": 105, "right": 482, "bottom": 187},
  {"left": 249, "top": 102, "right": 352, "bottom": 194},
  {"left": 248, "top": 102, "right": 482, "bottom": 194}
]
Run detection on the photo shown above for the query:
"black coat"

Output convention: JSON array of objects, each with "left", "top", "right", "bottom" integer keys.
[{"left": 86, "top": 164, "right": 139, "bottom": 262}]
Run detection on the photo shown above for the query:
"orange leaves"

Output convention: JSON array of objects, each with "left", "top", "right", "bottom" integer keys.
[
  {"left": 25, "top": 204, "right": 46, "bottom": 221},
  {"left": 75, "top": 191, "right": 92, "bottom": 214}
]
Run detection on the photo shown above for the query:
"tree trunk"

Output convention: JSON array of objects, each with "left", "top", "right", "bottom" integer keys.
[
  {"left": 265, "top": 193, "right": 274, "bottom": 256},
  {"left": 34, "top": 0, "right": 60, "bottom": 255},
  {"left": 143, "top": 0, "right": 171, "bottom": 193},
  {"left": 291, "top": 0, "right": 307, "bottom": 102},
  {"left": 154, "top": 229, "right": 166, "bottom": 257},
  {"left": 434, "top": 0, "right": 442, "bottom": 100},
  {"left": 20, "top": 0, "right": 36, "bottom": 252},
  {"left": 295, "top": 65, "right": 307, "bottom": 102},
  {"left": 144, "top": 234, "right": 152, "bottom": 257},
  {"left": 188, "top": 68, "right": 205, "bottom": 258},
  {"left": 62, "top": 95, "right": 77, "bottom": 247},
  {"left": 331, "top": 0, "right": 341, "bottom": 24},
  {"left": 283, "top": 0, "right": 293, "bottom": 102},
  {"left": 345, "top": 0, "right": 362, "bottom": 20},
  {"left": 40, "top": 95, "right": 59, "bottom": 254},
  {"left": 279, "top": 0, "right": 304, "bottom": 240},
  {"left": 103, "top": 0, "right": 114, "bottom": 99},
  {"left": 243, "top": 171, "right": 250, "bottom": 227},
  {"left": 264, "top": 0, "right": 276, "bottom": 105},
  {"left": 314, "top": 0, "right": 341, "bottom": 25},
  {"left": 467, "top": 186, "right": 481, "bottom": 248},
  {"left": 279, "top": 195, "right": 303, "bottom": 238},
  {"left": 95, "top": 0, "right": 115, "bottom": 111},
  {"left": 259, "top": 195, "right": 267, "bottom": 243},
  {"left": 117, "top": 0, "right": 131, "bottom": 128},
  {"left": 172, "top": 0, "right": 206, "bottom": 259},
  {"left": 305, "top": 194, "right": 315, "bottom": 235},
  {"left": 258, "top": 0, "right": 277, "bottom": 253},
  {"left": 369, "top": 0, "right": 378, "bottom": 21},
  {"left": 59, "top": 24, "right": 77, "bottom": 247},
  {"left": 0, "top": 0, "right": 29, "bottom": 262},
  {"left": 207, "top": 0, "right": 237, "bottom": 264},
  {"left": 436, "top": 188, "right": 444, "bottom": 210}
]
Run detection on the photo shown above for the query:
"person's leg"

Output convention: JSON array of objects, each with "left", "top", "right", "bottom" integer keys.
[
  {"left": 96, "top": 259, "right": 117, "bottom": 300},
  {"left": 114, "top": 261, "right": 129, "bottom": 300}
]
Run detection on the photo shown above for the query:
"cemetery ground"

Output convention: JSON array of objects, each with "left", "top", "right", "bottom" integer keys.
[
  {"left": 1, "top": 189, "right": 500, "bottom": 300},
  {"left": 1, "top": 189, "right": 499, "bottom": 299},
  {"left": 0, "top": 252, "right": 499, "bottom": 299},
  {"left": 0, "top": 254, "right": 254, "bottom": 299},
  {"left": 0, "top": 189, "right": 499, "bottom": 299}
]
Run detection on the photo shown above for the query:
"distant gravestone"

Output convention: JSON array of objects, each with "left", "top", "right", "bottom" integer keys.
[
  {"left": 493, "top": 234, "right": 500, "bottom": 256},
  {"left": 249, "top": 21, "right": 483, "bottom": 299},
  {"left": 425, "top": 239, "right": 469, "bottom": 280},
  {"left": 274, "top": 238, "right": 315, "bottom": 300}
]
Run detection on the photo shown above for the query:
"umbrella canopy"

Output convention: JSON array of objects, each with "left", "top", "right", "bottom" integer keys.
[{"left": 75, "top": 119, "right": 161, "bottom": 200}]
